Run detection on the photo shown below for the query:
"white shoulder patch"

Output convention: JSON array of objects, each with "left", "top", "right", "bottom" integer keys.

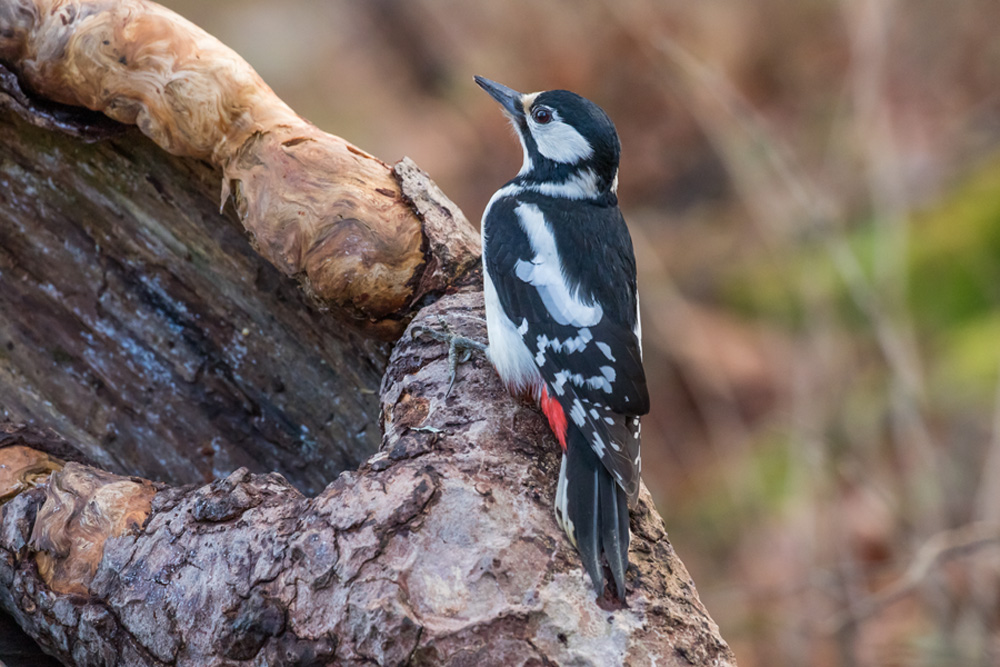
[{"left": 512, "top": 203, "right": 603, "bottom": 327}]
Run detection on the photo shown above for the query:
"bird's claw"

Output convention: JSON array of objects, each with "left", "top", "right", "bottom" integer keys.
[{"left": 412, "top": 318, "right": 487, "bottom": 397}]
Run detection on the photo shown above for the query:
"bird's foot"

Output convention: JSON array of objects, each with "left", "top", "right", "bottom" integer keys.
[{"left": 411, "top": 318, "right": 487, "bottom": 396}]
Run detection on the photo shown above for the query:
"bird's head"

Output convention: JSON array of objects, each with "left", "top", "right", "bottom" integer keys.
[{"left": 475, "top": 76, "right": 620, "bottom": 200}]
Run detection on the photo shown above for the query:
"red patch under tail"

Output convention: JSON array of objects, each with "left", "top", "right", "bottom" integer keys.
[{"left": 539, "top": 385, "right": 568, "bottom": 451}]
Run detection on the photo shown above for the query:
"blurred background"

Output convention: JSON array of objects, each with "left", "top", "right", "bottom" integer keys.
[{"left": 162, "top": 1, "right": 1000, "bottom": 664}]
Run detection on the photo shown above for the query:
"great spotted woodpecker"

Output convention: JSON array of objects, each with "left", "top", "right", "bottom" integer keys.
[{"left": 475, "top": 76, "right": 648, "bottom": 599}]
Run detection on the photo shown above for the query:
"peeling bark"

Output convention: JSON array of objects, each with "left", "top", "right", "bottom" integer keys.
[
  {"left": 0, "top": 0, "right": 479, "bottom": 331},
  {"left": 1, "top": 294, "right": 736, "bottom": 666}
]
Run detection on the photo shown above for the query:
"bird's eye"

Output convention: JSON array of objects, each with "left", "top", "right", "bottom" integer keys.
[{"left": 531, "top": 107, "right": 553, "bottom": 124}]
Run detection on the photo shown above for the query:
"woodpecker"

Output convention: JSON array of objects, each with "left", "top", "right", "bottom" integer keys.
[{"left": 475, "top": 76, "right": 648, "bottom": 599}]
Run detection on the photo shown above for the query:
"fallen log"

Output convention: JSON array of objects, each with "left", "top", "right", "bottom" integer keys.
[{"left": 1, "top": 293, "right": 734, "bottom": 665}]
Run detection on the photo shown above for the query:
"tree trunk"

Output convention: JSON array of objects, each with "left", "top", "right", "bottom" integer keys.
[
  {"left": 0, "top": 67, "right": 392, "bottom": 493},
  {"left": 0, "top": 0, "right": 737, "bottom": 664}
]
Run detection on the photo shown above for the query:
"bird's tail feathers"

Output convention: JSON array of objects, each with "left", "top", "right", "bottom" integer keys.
[{"left": 554, "top": 427, "right": 630, "bottom": 599}]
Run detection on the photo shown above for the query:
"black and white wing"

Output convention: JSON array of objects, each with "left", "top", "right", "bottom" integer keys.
[{"left": 484, "top": 192, "right": 648, "bottom": 499}]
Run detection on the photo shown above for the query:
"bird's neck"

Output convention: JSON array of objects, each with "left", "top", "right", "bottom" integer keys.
[{"left": 513, "top": 162, "right": 617, "bottom": 204}]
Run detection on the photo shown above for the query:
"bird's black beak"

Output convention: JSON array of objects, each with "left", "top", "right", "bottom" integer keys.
[{"left": 475, "top": 76, "right": 523, "bottom": 119}]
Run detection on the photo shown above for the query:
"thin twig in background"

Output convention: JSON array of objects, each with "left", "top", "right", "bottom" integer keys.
[
  {"left": 651, "top": 29, "right": 953, "bottom": 657},
  {"left": 629, "top": 223, "right": 757, "bottom": 507},
  {"left": 841, "top": 0, "right": 947, "bottom": 538},
  {"left": 652, "top": 38, "right": 945, "bottom": 533},
  {"left": 964, "top": 356, "right": 1000, "bottom": 662},
  {"left": 824, "top": 522, "right": 1000, "bottom": 633}
]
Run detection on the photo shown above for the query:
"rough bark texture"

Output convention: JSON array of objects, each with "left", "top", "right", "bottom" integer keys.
[
  {"left": 0, "top": 0, "right": 480, "bottom": 333},
  {"left": 0, "top": 612, "right": 61, "bottom": 667},
  {"left": 0, "top": 295, "right": 735, "bottom": 666},
  {"left": 0, "top": 72, "right": 389, "bottom": 494}
]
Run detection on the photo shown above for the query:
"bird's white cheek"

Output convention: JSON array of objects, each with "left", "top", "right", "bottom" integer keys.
[{"left": 532, "top": 121, "right": 594, "bottom": 164}]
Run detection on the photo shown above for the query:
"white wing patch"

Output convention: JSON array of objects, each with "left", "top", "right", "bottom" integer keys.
[
  {"left": 513, "top": 203, "right": 603, "bottom": 327},
  {"left": 551, "top": 369, "right": 614, "bottom": 396},
  {"left": 586, "top": 374, "right": 612, "bottom": 393},
  {"left": 533, "top": 328, "right": 592, "bottom": 368},
  {"left": 596, "top": 341, "right": 615, "bottom": 361}
]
